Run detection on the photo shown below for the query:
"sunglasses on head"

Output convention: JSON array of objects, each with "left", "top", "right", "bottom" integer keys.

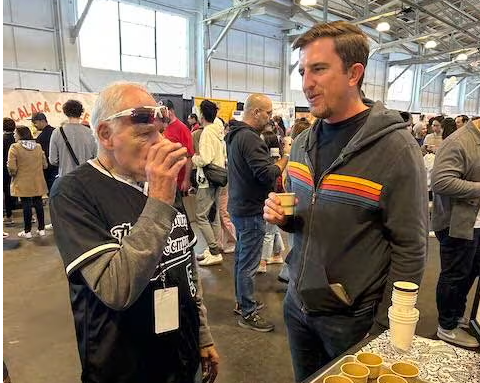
[{"left": 103, "top": 105, "right": 168, "bottom": 125}]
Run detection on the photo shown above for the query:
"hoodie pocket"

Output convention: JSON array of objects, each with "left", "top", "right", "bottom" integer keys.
[{"left": 297, "top": 265, "right": 351, "bottom": 313}]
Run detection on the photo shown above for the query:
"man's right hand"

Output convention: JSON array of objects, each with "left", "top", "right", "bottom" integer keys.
[
  {"left": 264, "top": 192, "right": 288, "bottom": 226},
  {"left": 146, "top": 139, "right": 187, "bottom": 205}
]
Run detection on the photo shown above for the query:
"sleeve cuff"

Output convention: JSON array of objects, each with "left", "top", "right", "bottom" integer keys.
[{"left": 142, "top": 197, "right": 178, "bottom": 225}]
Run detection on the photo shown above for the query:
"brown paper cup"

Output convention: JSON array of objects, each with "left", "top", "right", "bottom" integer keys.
[
  {"left": 355, "top": 352, "right": 383, "bottom": 379},
  {"left": 377, "top": 374, "right": 408, "bottom": 383},
  {"left": 323, "top": 375, "right": 354, "bottom": 383},
  {"left": 340, "top": 362, "right": 369, "bottom": 383},
  {"left": 277, "top": 192, "right": 296, "bottom": 215},
  {"left": 390, "top": 362, "right": 419, "bottom": 383}
]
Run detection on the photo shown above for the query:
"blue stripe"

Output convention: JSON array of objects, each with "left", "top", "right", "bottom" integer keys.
[
  {"left": 318, "top": 189, "right": 379, "bottom": 210},
  {"left": 291, "top": 177, "right": 312, "bottom": 193}
]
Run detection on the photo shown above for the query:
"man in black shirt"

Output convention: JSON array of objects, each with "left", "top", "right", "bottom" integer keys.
[
  {"left": 32, "top": 113, "right": 58, "bottom": 193},
  {"left": 264, "top": 21, "right": 427, "bottom": 382},
  {"left": 50, "top": 82, "right": 219, "bottom": 383},
  {"left": 3, "top": 118, "right": 16, "bottom": 225}
]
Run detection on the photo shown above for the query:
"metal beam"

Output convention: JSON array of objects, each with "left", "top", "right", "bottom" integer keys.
[
  {"left": 444, "top": 76, "right": 467, "bottom": 97},
  {"left": 401, "top": 0, "right": 479, "bottom": 41},
  {"left": 376, "top": 33, "right": 435, "bottom": 50},
  {"left": 388, "top": 65, "right": 412, "bottom": 87},
  {"left": 389, "top": 44, "right": 479, "bottom": 66},
  {"left": 421, "top": 69, "right": 444, "bottom": 91},
  {"left": 466, "top": 83, "right": 480, "bottom": 98},
  {"left": 340, "top": 0, "right": 364, "bottom": 17},
  {"left": 351, "top": 9, "right": 401, "bottom": 24},
  {"left": 70, "top": 0, "right": 94, "bottom": 40},
  {"left": 323, "top": 0, "right": 328, "bottom": 23},
  {"left": 292, "top": 4, "right": 320, "bottom": 25},
  {"left": 3, "top": 21, "right": 55, "bottom": 33},
  {"left": 206, "top": 9, "right": 241, "bottom": 62},
  {"left": 203, "top": 0, "right": 267, "bottom": 24},
  {"left": 4, "top": 67, "right": 61, "bottom": 75}
]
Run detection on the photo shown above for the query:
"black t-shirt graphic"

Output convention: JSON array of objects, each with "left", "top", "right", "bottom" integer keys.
[{"left": 50, "top": 161, "right": 200, "bottom": 383}]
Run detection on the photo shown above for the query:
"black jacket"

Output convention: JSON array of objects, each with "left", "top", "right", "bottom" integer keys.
[
  {"left": 3, "top": 132, "right": 15, "bottom": 173},
  {"left": 36, "top": 125, "right": 59, "bottom": 175},
  {"left": 225, "top": 120, "right": 281, "bottom": 216}
]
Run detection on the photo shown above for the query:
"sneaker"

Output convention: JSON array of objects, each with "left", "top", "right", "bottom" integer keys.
[
  {"left": 3, "top": 217, "right": 14, "bottom": 226},
  {"left": 17, "top": 231, "right": 32, "bottom": 239},
  {"left": 429, "top": 231, "right": 436, "bottom": 238},
  {"left": 196, "top": 248, "right": 211, "bottom": 261},
  {"left": 437, "top": 326, "right": 479, "bottom": 348},
  {"left": 198, "top": 253, "right": 223, "bottom": 266},
  {"left": 45, "top": 224, "right": 53, "bottom": 230},
  {"left": 266, "top": 255, "right": 283, "bottom": 264},
  {"left": 457, "top": 317, "right": 470, "bottom": 329},
  {"left": 223, "top": 245, "right": 236, "bottom": 253},
  {"left": 36, "top": 230, "right": 46, "bottom": 237},
  {"left": 257, "top": 262, "right": 267, "bottom": 274},
  {"left": 238, "top": 313, "right": 275, "bottom": 332},
  {"left": 233, "top": 300, "right": 265, "bottom": 316}
]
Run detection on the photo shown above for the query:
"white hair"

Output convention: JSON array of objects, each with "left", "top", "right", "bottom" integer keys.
[{"left": 90, "top": 81, "right": 151, "bottom": 141}]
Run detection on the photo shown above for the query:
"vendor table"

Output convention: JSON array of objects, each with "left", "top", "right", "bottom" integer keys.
[{"left": 304, "top": 331, "right": 480, "bottom": 383}]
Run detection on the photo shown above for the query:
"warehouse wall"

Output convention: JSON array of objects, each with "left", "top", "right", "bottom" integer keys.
[
  {"left": 420, "top": 72, "right": 444, "bottom": 115},
  {"left": 464, "top": 81, "right": 480, "bottom": 116}
]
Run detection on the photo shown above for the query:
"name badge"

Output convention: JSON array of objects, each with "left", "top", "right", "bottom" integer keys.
[{"left": 154, "top": 287, "right": 179, "bottom": 334}]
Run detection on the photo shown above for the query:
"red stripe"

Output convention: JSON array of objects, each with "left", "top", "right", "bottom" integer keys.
[
  {"left": 289, "top": 169, "right": 313, "bottom": 186},
  {"left": 321, "top": 184, "right": 380, "bottom": 201}
]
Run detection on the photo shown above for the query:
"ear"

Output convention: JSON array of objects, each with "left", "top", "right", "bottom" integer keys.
[
  {"left": 348, "top": 63, "right": 365, "bottom": 88},
  {"left": 96, "top": 122, "right": 115, "bottom": 150}
]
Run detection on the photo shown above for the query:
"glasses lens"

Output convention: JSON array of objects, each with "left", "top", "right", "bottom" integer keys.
[{"left": 130, "top": 108, "right": 155, "bottom": 124}]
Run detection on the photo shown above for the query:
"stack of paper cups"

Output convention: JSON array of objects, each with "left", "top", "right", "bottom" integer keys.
[{"left": 389, "top": 281, "right": 419, "bottom": 352}]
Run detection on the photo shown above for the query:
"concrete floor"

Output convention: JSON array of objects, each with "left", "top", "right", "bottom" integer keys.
[{"left": 3, "top": 208, "right": 478, "bottom": 383}]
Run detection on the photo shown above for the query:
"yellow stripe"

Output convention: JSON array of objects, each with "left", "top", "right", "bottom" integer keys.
[
  {"left": 324, "top": 174, "right": 383, "bottom": 190},
  {"left": 288, "top": 161, "right": 311, "bottom": 175}
]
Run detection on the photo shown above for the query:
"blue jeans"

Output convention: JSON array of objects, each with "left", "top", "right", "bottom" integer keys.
[
  {"left": 231, "top": 214, "right": 266, "bottom": 316},
  {"left": 261, "top": 221, "right": 285, "bottom": 261},
  {"left": 436, "top": 228, "right": 480, "bottom": 330},
  {"left": 284, "top": 290, "right": 375, "bottom": 383}
]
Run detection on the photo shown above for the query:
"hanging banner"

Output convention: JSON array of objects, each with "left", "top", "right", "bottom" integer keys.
[
  {"left": 193, "top": 97, "right": 237, "bottom": 124},
  {"left": 3, "top": 89, "right": 98, "bottom": 128}
]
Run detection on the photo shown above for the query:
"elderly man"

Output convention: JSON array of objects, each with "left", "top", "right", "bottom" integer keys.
[
  {"left": 50, "top": 82, "right": 219, "bottom": 383},
  {"left": 226, "top": 93, "right": 290, "bottom": 332},
  {"left": 264, "top": 21, "right": 427, "bottom": 382}
]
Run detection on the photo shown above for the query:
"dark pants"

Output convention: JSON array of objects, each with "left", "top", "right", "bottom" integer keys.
[
  {"left": 284, "top": 290, "right": 375, "bottom": 383},
  {"left": 436, "top": 228, "right": 480, "bottom": 330},
  {"left": 3, "top": 172, "right": 15, "bottom": 218},
  {"left": 44, "top": 166, "right": 58, "bottom": 194},
  {"left": 231, "top": 214, "right": 266, "bottom": 316},
  {"left": 20, "top": 196, "right": 45, "bottom": 232}
]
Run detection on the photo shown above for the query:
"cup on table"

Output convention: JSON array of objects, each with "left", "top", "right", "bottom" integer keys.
[
  {"left": 276, "top": 192, "right": 296, "bottom": 215},
  {"left": 355, "top": 352, "right": 383, "bottom": 379},
  {"left": 388, "top": 307, "right": 419, "bottom": 352},
  {"left": 340, "top": 362, "right": 369, "bottom": 383},
  {"left": 377, "top": 374, "right": 408, "bottom": 383},
  {"left": 390, "top": 362, "right": 419, "bottom": 383},
  {"left": 323, "top": 375, "right": 354, "bottom": 383}
]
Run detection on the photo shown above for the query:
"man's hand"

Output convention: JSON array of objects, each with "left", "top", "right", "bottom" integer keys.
[
  {"left": 264, "top": 192, "right": 289, "bottom": 226},
  {"left": 145, "top": 139, "right": 187, "bottom": 205},
  {"left": 200, "top": 345, "right": 219, "bottom": 383},
  {"left": 283, "top": 136, "right": 292, "bottom": 155}
]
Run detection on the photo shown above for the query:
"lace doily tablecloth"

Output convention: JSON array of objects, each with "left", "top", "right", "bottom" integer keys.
[{"left": 357, "top": 331, "right": 480, "bottom": 383}]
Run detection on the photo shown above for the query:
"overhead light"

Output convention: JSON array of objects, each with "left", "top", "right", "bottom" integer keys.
[
  {"left": 425, "top": 40, "right": 437, "bottom": 49},
  {"left": 299, "top": 0, "right": 317, "bottom": 5},
  {"left": 376, "top": 22, "right": 390, "bottom": 32},
  {"left": 456, "top": 53, "right": 468, "bottom": 61}
]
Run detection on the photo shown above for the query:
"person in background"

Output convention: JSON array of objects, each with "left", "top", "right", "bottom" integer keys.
[
  {"left": 162, "top": 99, "right": 194, "bottom": 195},
  {"left": 263, "top": 21, "right": 427, "bottom": 382},
  {"left": 431, "top": 117, "right": 480, "bottom": 349},
  {"left": 290, "top": 118, "right": 311, "bottom": 140},
  {"left": 3, "top": 118, "right": 17, "bottom": 226},
  {"left": 31, "top": 113, "right": 58, "bottom": 193},
  {"left": 188, "top": 113, "right": 201, "bottom": 132},
  {"left": 192, "top": 100, "right": 226, "bottom": 267},
  {"left": 412, "top": 114, "right": 426, "bottom": 136},
  {"left": 258, "top": 131, "right": 285, "bottom": 274},
  {"left": 455, "top": 115, "right": 469, "bottom": 130},
  {"left": 441, "top": 117, "right": 457, "bottom": 140},
  {"left": 7, "top": 125, "right": 47, "bottom": 239},
  {"left": 50, "top": 82, "right": 219, "bottom": 383},
  {"left": 272, "top": 115, "right": 286, "bottom": 137},
  {"left": 49, "top": 99, "right": 97, "bottom": 177},
  {"left": 413, "top": 121, "right": 428, "bottom": 146},
  {"left": 226, "top": 93, "right": 290, "bottom": 332},
  {"left": 423, "top": 116, "right": 444, "bottom": 154}
]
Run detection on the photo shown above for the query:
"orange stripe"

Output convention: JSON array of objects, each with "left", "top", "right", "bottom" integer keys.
[
  {"left": 322, "top": 179, "right": 381, "bottom": 196},
  {"left": 321, "top": 184, "right": 381, "bottom": 202},
  {"left": 324, "top": 174, "right": 382, "bottom": 190},
  {"left": 289, "top": 168, "right": 313, "bottom": 186}
]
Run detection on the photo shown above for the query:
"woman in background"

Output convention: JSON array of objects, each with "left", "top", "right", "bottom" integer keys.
[{"left": 7, "top": 125, "right": 47, "bottom": 239}]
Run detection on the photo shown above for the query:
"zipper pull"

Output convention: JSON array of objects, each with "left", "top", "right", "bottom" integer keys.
[{"left": 311, "top": 192, "right": 317, "bottom": 205}]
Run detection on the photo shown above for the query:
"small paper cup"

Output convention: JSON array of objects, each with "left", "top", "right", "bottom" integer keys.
[
  {"left": 390, "top": 362, "right": 419, "bottom": 383},
  {"left": 323, "top": 375, "right": 354, "bottom": 383},
  {"left": 276, "top": 192, "right": 296, "bottom": 215},
  {"left": 377, "top": 374, "right": 408, "bottom": 383},
  {"left": 389, "top": 314, "right": 419, "bottom": 352},
  {"left": 340, "top": 362, "right": 369, "bottom": 383},
  {"left": 355, "top": 352, "right": 383, "bottom": 379},
  {"left": 393, "top": 282, "right": 419, "bottom": 294}
]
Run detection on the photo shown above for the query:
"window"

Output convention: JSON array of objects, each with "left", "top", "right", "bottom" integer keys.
[
  {"left": 77, "top": 0, "right": 189, "bottom": 77},
  {"left": 387, "top": 66, "right": 414, "bottom": 102},
  {"left": 443, "top": 79, "right": 460, "bottom": 106}
]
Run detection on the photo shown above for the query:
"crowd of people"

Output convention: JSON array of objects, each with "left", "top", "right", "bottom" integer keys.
[{"left": 3, "top": 19, "right": 479, "bottom": 383}]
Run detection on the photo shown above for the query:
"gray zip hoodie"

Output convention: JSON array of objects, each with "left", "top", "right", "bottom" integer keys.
[{"left": 282, "top": 100, "right": 427, "bottom": 334}]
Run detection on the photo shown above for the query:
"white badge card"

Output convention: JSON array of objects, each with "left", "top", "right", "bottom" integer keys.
[{"left": 154, "top": 287, "right": 179, "bottom": 334}]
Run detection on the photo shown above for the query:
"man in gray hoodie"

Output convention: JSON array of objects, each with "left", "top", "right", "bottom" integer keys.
[{"left": 264, "top": 21, "right": 427, "bottom": 382}]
